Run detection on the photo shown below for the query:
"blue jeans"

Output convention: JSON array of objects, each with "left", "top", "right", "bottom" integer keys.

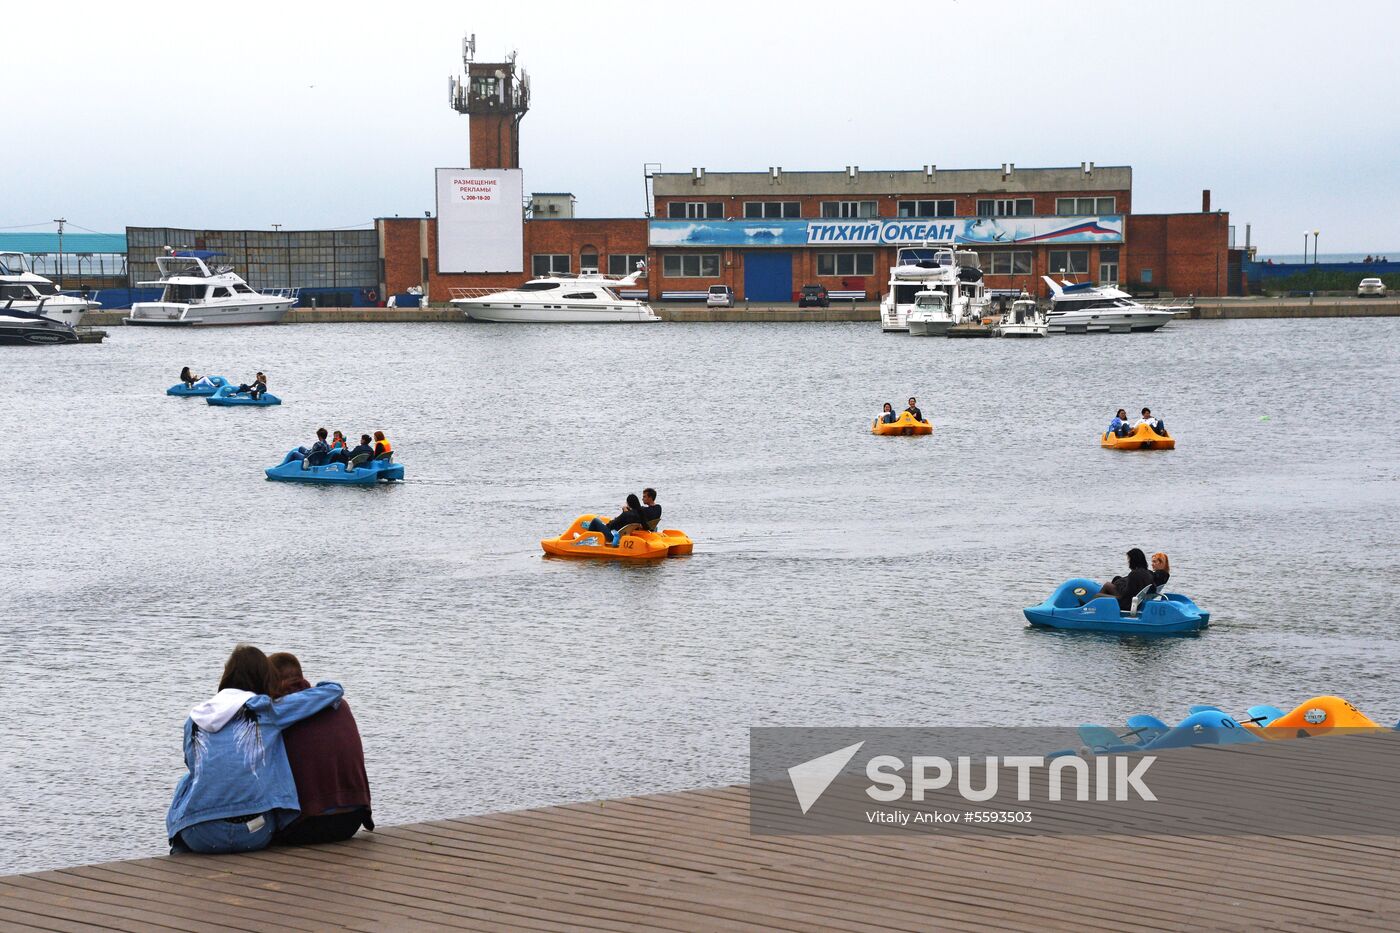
[
  {"left": 583, "top": 518, "right": 617, "bottom": 543},
  {"left": 176, "top": 812, "right": 275, "bottom": 854}
]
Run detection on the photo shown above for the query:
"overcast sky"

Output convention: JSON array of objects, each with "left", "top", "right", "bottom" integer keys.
[{"left": 5, "top": 0, "right": 1396, "bottom": 253}]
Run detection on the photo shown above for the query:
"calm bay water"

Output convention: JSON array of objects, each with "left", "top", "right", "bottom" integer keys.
[{"left": 3, "top": 317, "right": 1399, "bottom": 874}]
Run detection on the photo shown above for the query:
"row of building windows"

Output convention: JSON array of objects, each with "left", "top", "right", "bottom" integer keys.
[
  {"left": 531, "top": 253, "right": 649, "bottom": 277},
  {"left": 669, "top": 197, "right": 1118, "bottom": 221},
  {"left": 533, "top": 247, "right": 1122, "bottom": 280},
  {"left": 127, "top": 228, "right": 377, "bottom": 249}
]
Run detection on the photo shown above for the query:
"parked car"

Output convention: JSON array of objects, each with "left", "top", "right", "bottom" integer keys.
[
  {"left": 706, "top": 284, "right": 735, "bottom": 307},
  {"left": 1358, "top": 277, "right": 1387, "bottom": 298},
  {"left": 798, "top": 284, "right": 830, "bottom": 308}
]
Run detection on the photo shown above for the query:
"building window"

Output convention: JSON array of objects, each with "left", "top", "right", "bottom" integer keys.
[
  {"left": 1056, "top": 196, "right": 1116, "bottom": 216},
  {"left": 743, "top": 201, "right": 801, "bottom": 219},
  {"left": 976, "top": 198, "right": 1034, "bottom": 217},
  {"left": 667, "top": 201, "right": 723, "bottom": 219},
  {"left": 896, "top": 199, "right": 955, "bottom": 218},
  {"left": 980, "top": 250, "right": 1033, "bottom": 275},
  {"left": 1048, "top": 249, "right": 1090, "bottom": 276},
  {"left": 532, "top": 254, "right": 570, "bottom": 276},
  {"left": 815, "top": 252, "right": 876, "bottom": 277},
  {"left": 662, "top": 253, "right": 721, "bottom": 278},
  {"left": 579, "top": 246, "right": 599, "bottom": 272},
  {"left": 1099, "top": 246, "right": 1120, "bottom": 284},
  {"left": 820, "top": 200, "right": 878, "bottom": 219},
  {"left": 608, "top": 254, "right": 647, "bottom": 276}
]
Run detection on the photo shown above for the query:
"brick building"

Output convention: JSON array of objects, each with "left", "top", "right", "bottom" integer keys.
[
  {"left": 385, "top": 165, "right": 1228, "bottom": 303},
  {"left": 386, "top": 44, "right": 1230, "bottom": 303}
]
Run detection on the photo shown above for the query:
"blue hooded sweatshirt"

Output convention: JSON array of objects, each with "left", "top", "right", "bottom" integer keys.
[{"left": 166, "top": 682, "right": 344, "bottom": 842}]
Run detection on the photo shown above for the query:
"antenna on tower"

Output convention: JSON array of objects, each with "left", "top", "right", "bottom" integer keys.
[{"left": 463, "top": 33, "right": 476, "bottom": 64}]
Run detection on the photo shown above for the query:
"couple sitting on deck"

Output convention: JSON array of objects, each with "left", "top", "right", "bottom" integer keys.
[
  {"left": 1094, "top": 548, "right": 1171, "bottom": 613},
  {"left": 166, "top": 645, "right": 372, "bottom": 855},
  {"left": 879, "top": 397, "right": 926, "bottom": 424},
  {"left": 583, "top": 487, "right": 662, "bottom": 545},
  {"left": 1108, "top": 407, "right": 1167, "bottom": 437},
  {"left": 295, "top": 428, "right": 392, "bottom": 470}
]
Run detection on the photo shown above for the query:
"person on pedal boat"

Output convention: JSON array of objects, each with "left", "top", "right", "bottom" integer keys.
[{"left": 583, "top": 493, "right": 646, "bottom": 545}]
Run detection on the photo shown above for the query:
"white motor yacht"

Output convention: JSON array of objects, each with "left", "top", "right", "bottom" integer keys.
[
  {"left": 880, "top": 244, "right": 989, "bottom": 333},
  {"left": 0, "top": 252, "right": 99, "bottom": 328},
  {"left": 1041, "top": 277, "right": 1176, "bottom": 334},
  {"left": 906, "top": 291, "right": 953, "bottom": 337},
  {"left": 126, "top": 252, "right": 297, "bottom": 326},
  {"left": 997, "top": 297, "right": 1049, "bottom": 337},
  {"left": 450, "top": 269, "right": 658, "bottom": 323}
]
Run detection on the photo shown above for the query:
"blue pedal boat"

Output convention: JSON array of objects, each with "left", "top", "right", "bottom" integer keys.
[
  {"left": 208, "top": 384, "right": 281, "bottom": 406},
  {"left": 1024, "top": 578, "right": 1210, "bottom": 635},
  {"left": 265, "top": 449, "right": 403, "bottom": 485},
  {"left": 167, "top": 375, "right": 229, "bottom": 397}
]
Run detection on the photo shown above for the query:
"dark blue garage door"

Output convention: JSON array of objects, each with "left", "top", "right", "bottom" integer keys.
[{"left": 744, "top": 252, "right": 793, "bottom": 302}]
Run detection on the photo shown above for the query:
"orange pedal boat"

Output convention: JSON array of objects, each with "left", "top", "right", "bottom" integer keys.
[
  {"left": 1251, "top": 695, "right": 1383, "bottom": 739},
  {"left": 541, "top": 514, "right": 694, "bottom": 560},
  {"left": 872, "top": 412, "right": 932, "bottom": 436},
  {"left": 1101, "top": 423, "right": 1175, "bottom": 450}
]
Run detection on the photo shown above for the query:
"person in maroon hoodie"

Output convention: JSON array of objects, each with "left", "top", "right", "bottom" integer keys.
[{"left": 268, "top": 652, "right": 374, "bottom": 845}]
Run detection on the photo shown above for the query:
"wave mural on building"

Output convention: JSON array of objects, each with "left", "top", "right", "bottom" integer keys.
[{"left": 649, "top": 216, "right": 1123, "bottom": 247}]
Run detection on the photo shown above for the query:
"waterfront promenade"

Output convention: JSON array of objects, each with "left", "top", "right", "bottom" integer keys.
[
  {"left": 5, "top": 735, "right": 1398, "bottom": 932},
  {"left": 75, "top": 295, "right": 1400, "bottom": 326}
]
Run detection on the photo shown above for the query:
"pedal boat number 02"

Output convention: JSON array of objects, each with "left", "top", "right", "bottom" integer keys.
[
  {"left": 1101, "top": 423, "right": 1175, "bottom": 450},
  {"left": 541, "top": 514, "right": 694, "bottom": 560},
  {"left": 871, "top": 412, "right": 933, "bottom": 436}
]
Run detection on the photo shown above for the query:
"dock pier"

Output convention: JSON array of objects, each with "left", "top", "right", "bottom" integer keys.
[{"left": 4, "top": 733, "right": 1398, "bottom": 931}]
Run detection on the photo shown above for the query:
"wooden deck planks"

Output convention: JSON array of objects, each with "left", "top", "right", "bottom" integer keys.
[{"left": 3, "top": 736, "right": 1398, "bottom": 931}]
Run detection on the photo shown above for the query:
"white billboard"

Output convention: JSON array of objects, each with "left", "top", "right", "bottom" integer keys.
[{"left": 435, "top": 168, "right": 524, "bottom": 273}]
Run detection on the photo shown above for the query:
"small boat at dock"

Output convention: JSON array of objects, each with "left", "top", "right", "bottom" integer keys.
[
  {"left": 0, "top": 299, "right": 80, "bottom": 345},
  {"left": 997, "top": 298, "right": 1049, "bottom": 337}
]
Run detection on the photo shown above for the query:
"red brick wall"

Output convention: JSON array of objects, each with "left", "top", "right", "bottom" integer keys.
[
  {"left": 400, "top": 217, "right": 649, "bottom": 301},
  {"left": 379, "top": 218, "right": 424, "bottom": 298},
  {"left": 382, "top": 210, "right": 1227, "bottom": 302},
  {"left": 469, "top": 113, "right": 519, "bottom": 170},
  {"left": 1125, "top": 213, "right": 1229, "bottom": 297}
]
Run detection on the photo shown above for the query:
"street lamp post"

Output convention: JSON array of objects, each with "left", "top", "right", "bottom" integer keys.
[
  {"left": 53, "top": 218, "right": 66, "bottom": 287},
  {"left": 1303, "top": 231, "right": 1309, "bottom": 265},
  {"left": 1312, "top": 230, "right": 1320, "bottom": 265}
]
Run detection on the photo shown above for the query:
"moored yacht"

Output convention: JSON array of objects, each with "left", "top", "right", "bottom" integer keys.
[
  {"left": 997, "top": 297, "right": 1049, "bottom": 337},
  {"left": 0, "top": 252, "right": 99, "bottom": 328},
  {"left": 880, "top": 244, "right": 989, "bottom": 333},
  {"left": 906, "top": 291, "right": 953, "bottom": 337},
  {"left": 0, "top": 300, "right": 79, "bottom": 346},
  {"left": 1042, "top": 277, "right": 1176, "bottom": 333},
  {"left": 125, "top": 251, "right": 297, "bottom": 326},
  {"left": 450, "top": 269, "right": 658, "bottom": 323}
]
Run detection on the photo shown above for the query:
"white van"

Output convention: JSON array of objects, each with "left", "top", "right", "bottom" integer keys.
[{"left": 706, "top": 285, "right": 735, "bottom": 307}]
